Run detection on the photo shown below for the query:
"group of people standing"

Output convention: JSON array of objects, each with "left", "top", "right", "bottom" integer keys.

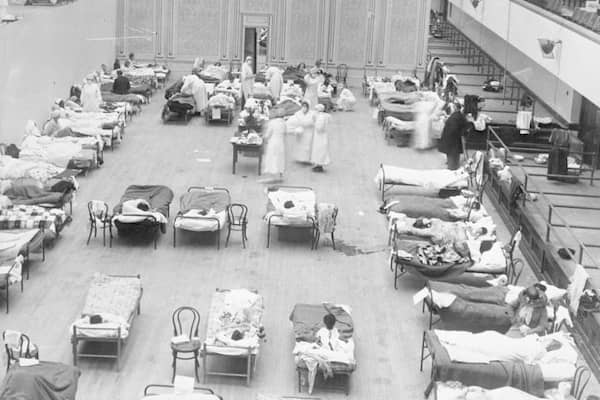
[{"left": 261, "top": 65, "right": 332, "bottom": 183}]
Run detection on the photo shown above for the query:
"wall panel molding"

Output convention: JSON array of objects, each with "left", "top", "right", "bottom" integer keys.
[{"left": 121, "top": 0, "right": 427, "bottom": 74}]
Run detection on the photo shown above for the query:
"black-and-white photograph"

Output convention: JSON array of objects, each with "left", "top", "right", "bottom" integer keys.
[{"left": 0, "top": 0, "right": 599, "bottom": 399}]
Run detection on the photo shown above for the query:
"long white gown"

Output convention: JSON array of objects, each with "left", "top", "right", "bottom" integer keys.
[
  {"left": 181, "top": 75, "right": 208, "bottom": 111},
  {"left": 310, "top": 112, "right": 331, "bottom": 166},
  {"left": 303, "top": 74, "right": 323, "bottom": 110},
  {"left": 262, "top": 118, "right": 286, "bottom": 175},
  {"left": 337, "top": 88, "right": 356, "bottom": 111},
  {"left": 289, "top": 109, "right": 315, "bottom": 163},
  {"left": 241, "top": 62, "right": 254, "bottom": 100},
  {"left": 266, "top": 67, "right": 283, "bottom": 101},
  {"left": 80, "top": 82, "right": 102, "bottom": 113}
]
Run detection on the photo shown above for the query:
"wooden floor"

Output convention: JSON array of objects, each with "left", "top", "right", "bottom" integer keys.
[{"left": 0, "top": 93, "right": 583, "bottom": 399}]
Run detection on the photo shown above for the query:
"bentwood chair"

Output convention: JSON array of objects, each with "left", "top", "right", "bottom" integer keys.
[
  {"left": 505, "top": 227, "right": 524, "bottom": 285},
  {"left": 170, "top": 306, "right": 201, "bottom": 382},
  {"left": 3, "top": 330, "right": 39, "bottom": 372},
  {"left": 87, "top": 200, "right": 112, "bottom": 247},
  {"left": 225, "top": 203, "right": 248, "bottom": 249}
]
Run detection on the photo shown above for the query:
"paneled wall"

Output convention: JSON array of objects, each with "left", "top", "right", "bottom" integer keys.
[{"left": 116, "top": 0, "right": 431, "bottom": 78}]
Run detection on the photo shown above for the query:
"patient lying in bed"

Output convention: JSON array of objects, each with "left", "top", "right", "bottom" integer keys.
[
  {"left": 435, "top": 329, "right": 577, "bottom": 382},
  {"left": 113, "top": 199, "right": 168, "bottom": 225}
]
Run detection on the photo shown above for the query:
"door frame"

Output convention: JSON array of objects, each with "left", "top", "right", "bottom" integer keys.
[{"left": 241, "top": 13, "right": 272, "bottom": 71}]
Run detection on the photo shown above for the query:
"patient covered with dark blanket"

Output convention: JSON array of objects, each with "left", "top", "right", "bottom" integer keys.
[
  {"left": 113, "top": 185, "right": 174, "bottom": 235},
  {"left": 3, "top": 178, "right": 76, "bottom": 206},
  {"left": 0, "top": 361, "right": 81, "bottom": 400}
]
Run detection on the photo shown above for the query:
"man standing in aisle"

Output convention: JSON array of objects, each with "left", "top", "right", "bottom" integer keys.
[{"left": 241, "top": 56, "right": 255, "bottom": 109}]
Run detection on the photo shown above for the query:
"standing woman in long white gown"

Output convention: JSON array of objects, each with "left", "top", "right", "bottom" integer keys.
[
  {"left": 81, "top": 74, "right": 103, "bottom": 112},
  {"left": 181, "top": 72, "right": 208, "bottom": 115},
  {"left": 289, "top": 100, "right": 315, "bottom": 163},
  {"left": 266, "top": 65, "right": 283, "bottom": 102},
  {"left": 260, "top": 108, "right": 286, "bottom": 182},
  {"left": 310, "top": 104, "right": 331, "bottom": 172},
  {"left": 303, "top": 68, "right": 323, "bottom": 111}
]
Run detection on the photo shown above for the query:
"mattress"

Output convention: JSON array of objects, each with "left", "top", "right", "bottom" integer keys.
[
  {"left": 0, "top": 205, "right": 66, "bottom": 237},
  {"left": 425, "top": 330, "right": 545, "bottom": 396},
  {"left": 0, "top": 229, "right": 41, "bottom": 260},
  {"left": 376, "top": 165, "right": 469, "bottom": 190},
  {"left": 0, "top": 362, "right": 80, "bottom": 400},
  {"left": 290, "top": 303, "right": 356, "bottom": 373},
  {"left": 73, "top": 274, "right": 142, "bottom": 339},
  {"left": 264, "top": 187, "right": 316, "bottom": 227},
  {"left": 174, "top": 189, "right": 229, "bottom": 232},
  {"left": 204, "top": 288, "right": 264, "bottom": 356}
]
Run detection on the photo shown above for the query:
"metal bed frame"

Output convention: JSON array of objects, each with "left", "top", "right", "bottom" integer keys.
[
  {"left": 173, "top": 187, "right": 230, "bottom": 250},
  {"left": 71, "top": 274, "right": 142, "bottom": 371},
  {"left": 265, "top": 186, "right": 317, "bottom": 249},
  {"left": 143, "top": 384, "right": 221, "bottom": 398},
  {"left": 201, "top": 288, "right": 261, "bottom": 386}
]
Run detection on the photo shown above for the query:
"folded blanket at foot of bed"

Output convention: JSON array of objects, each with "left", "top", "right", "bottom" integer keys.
[
  {"left": 204, "top": 288, "right": 264, "bottom": 355},
  {"left": 0, "top": 362, "right": 81, "bottom": 400}
]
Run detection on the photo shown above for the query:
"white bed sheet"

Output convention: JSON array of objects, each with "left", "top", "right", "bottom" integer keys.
[
  {"left": 174, "top": 210, "right": 227, "bottom": 232},
  {"left": 376, "top": 165, "right": 469, "bottom": 190}
]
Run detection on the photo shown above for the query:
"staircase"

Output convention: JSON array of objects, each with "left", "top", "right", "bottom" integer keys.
[{"left": 427, "top": 20, "right": 561, "bottom": 126}]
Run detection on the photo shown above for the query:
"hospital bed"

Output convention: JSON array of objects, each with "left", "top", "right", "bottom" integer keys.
[
  {"left": 0, "top": 205, "right": 68, "bottom": 241},
  {"left": 142, "top": 384, "right": 222, "bottom": 399},
  {"left": 377, "top": 92, "right": 420, "bottom": 125},
  {"left": 264, "top": 186, "right": 317, "bottom": 248},
  {"left": 3, "top": 177, "right": 77, "bottom": 214},
  {"left": 0, "top": 256, "right": 24, "bottom": 313},
  {"left": 19, "top": 137, "right": 98, "bottom": 174},
  {"left": 376, "top": 164, "right": 470, "bottom": 201},
  {"left": 112, "top": 185, "right": 174, "bottom": 249},
  {"left": 202, "top": 288, "right": 264, "bottom": 385},
  {"left": 59, "top": 111, "right": 125, "bottom": 149},
  {"left": 419, "top": 280, "right": 567, "bottom": 333},
  {"left": 205, "top": 94, "right": 235, "bottom": 125},
  {"left": 162, "top": 93, "right": 196, "bottom": 123},
  {"left": 289, "top": 303, "right": 356, "bottom": 395},
  {"left": 173, "top": 187, "right": 230, "bottom": 249},
  {"left": 0, "top": 228, "right": 44, "bottom": 279},
  {"left": 0, "top": 361, "right": 80, "bottom": 400},
  {"left": 71, "top": 273, "right": 142, "bottom": 371},
  {"left": 420, "top": 330, "right": 578, "bottom": 398}
]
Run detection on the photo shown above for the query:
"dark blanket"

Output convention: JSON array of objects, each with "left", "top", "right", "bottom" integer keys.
[
  {"left": 5, "top": 179, "right": 65, "bottom": 206},
  {"left": 167, "top": 94, "right": 195, "bottom": 114},
  {"left": 180, "top": 189, "right": 229, "bottom": 214},
  {"left": 289, "top": 303, "right": 353, "bottom": 343},
  {"left": 101, "top": 92, "right": 143, "bottom": 105},
  {"left": 429, "top": 282, "right": 508, "bottom": 305},
  {"left": 386, "top": 195, "right": 459, "bottom": 221},
  {"left": 114, "top": 185, "right": 174, "bottom": 217},
  {"left": 0, "top": 362, "right": 81, "bottom": 400},
  {"left": 426, "top": 331, "right": 545, "bottom": 396},
  {"left": 435, "top": 297, "right": 513, "bottom": 333}
]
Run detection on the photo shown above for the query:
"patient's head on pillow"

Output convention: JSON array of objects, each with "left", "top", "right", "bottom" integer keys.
[
  {"left": 525, "top": 286, "right": 540, "bottom": 301},
  {"left": 323, "top": 313, "right": 336, "bottom": 330},
  {"left": 284, "top": 200, "right": 295, "bottom": 209},
  {"left": 89, "top": 314, "right": 103, "bottom": 324},
  {"left": 231, "top": 330, "right": 244, "bottom": 340},
  {"left": 137, "top": 201, "right": 150, "bottom": 211}
]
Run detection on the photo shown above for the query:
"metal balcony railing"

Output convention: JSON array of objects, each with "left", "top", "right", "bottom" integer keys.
[{"left": 522, "top": 0, "right": 600, "bottom": 33}]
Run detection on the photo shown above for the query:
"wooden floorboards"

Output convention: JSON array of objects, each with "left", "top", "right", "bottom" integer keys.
[{"left": 1, "top": 93, "right": 586, "bottom": 399}]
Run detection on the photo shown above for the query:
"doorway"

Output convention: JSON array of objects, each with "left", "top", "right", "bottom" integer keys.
[{"left": 243, "top": 24, "right": 269, "bottom": 73}]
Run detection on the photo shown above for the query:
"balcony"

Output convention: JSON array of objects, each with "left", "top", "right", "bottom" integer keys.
[{"left": 523, "top": 0, "right": 600, "bottom": 33}]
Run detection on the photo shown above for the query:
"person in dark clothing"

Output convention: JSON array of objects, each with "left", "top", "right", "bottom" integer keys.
[
  {"left": 112, "top": 70, "right": 131, "bottom": 95},
  {"left": 438, "top": 105, "right": 471, "bottom": 170},
  {"left": 113, "top": 58, "right": 121, "bottom": 70}
]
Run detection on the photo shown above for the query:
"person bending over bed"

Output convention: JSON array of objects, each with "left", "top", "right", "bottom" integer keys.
[
  {"left": 507, "top": 284, "right": 549, "bottom": 338},
  {"left": 112, "top": 70, "right": 131, "bottom": 95},
  {"left": 316, "top": 314, "right": 347, "bottom": 352}
]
